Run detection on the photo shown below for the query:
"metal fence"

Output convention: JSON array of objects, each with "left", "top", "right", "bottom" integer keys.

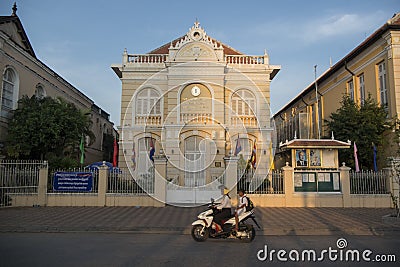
[
  {"left": 0, "top": 160, "right": 46, "bottom": 206},
  {"left": 350, "top": 170, "right": 390, "bottom": 194},
  {"left": 238, "top": 169, "right": 284, "bottom": 194},
  {"left": 48, "top": 168, "right": 99, "bottom": 194},
  {"left": 107, "top": 167, "right": 154, "bottom": 195}
]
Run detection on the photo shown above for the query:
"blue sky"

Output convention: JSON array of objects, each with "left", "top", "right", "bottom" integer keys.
[{"left": 1, "top": 0, "right": 399, "bottom": 126}]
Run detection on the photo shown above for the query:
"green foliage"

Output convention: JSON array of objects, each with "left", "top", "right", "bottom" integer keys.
[
  {"left": 6, "top": 96, "right": 94, "bottom": 168},
  {"left": 325, "top": 94, "right": 390, "bottom": 170}
]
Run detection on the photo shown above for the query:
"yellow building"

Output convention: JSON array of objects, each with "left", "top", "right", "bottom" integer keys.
[
  {"left": 112, "top": 21, "right": 280, "bottom": 204},
  {"left": 273, "top": 13, "right": 400, "bottom": 168},
  {"left": 0, "top": 4, "right": 115, "bottom": 163}
]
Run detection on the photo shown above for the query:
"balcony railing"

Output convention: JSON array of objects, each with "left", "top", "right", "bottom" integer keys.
[
  {"left": 128, "top": 54, "right": 168, "bottom": 63},
  {"left": 231, "top": 115, "right": 258, "bottom": 126},
  {"left": 135, "top": 115, "right": 162, "bottom": 126},
  {"left": 180, "top": 113, "right": 213, "bottom": 124},
  {"left": 126, "top": 54, "right": 266, "bottom": 65},
  {"left": 225, "top": 55, "right": 265, "bottom": 65}
]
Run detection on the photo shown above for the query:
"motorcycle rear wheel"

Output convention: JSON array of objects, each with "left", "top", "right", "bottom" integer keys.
[
  {"left": 191, "top": 225, "right": 209, "bottom": 242},
  {"left": 241, "top": 226, "right": 256, "bottom": 243}
]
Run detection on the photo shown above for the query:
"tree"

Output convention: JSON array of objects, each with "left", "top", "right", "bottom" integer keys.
[
  {"left": 325, "top": 94, "right": 390, "bottom": 170},
  {"left": 6, "top": 96, "right": 94, "bottom": 168}
]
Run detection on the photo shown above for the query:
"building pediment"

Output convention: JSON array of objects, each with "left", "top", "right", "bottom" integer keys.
[
  {"left": 168, "top": 21, "right": 223, "bottom": 62},
  {"left": 0, "top": 7, "right": 36, "bottom": 58}
]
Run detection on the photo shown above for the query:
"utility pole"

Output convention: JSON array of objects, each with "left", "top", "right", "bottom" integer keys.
[{"left": 314, "top": 65, "right": 321, "bottom": 139}]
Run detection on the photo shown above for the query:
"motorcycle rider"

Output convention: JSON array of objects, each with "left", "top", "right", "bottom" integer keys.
[
  {"left": 234, "top": 189, "right": 248, "bottom": 232},
  {"left": 213, "top": 188, "right": 232, "bottom": 233}
]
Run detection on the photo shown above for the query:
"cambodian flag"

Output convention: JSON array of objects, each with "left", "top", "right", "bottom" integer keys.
[
  {"left": 234, "top": 138, "right": 242, "bottom": 156},
  {"left": 149, "top": 138, "right": 155, "bottom": 162}
]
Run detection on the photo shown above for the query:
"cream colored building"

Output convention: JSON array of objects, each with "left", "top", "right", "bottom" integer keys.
[
  {"left": 0, "top": 5, "right": 115, "bottom": 164},
  {"left": 112, "top": 21, "right": 280, "bottom": 203},
  {"left": 273, "top": 13, "right": 400, "bottom": 168}
]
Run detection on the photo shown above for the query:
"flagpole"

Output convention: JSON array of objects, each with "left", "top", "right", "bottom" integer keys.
[{"left": 314, "top": 65, "right": 321, "bottom": 139}]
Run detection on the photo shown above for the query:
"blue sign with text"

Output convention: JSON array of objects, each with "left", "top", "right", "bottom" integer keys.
[{"left": 53, "top": 172, "right": 93, "bottom": 192}]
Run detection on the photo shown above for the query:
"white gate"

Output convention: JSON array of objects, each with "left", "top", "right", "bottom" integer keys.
[{"left": 166, "top": 176, "right": 225, "bottom": 206}]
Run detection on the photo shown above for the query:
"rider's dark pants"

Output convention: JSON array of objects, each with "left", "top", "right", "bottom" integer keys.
[{"left": 214, "top": 208, "right": 231, "bottom": 226}]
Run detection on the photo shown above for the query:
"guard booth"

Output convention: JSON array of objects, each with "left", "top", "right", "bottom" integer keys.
[{"left": 275, "top": 139, "right": 350, "bottom": 193}]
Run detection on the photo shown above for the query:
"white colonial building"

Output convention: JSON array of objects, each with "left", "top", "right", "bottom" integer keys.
[{"left": 112, "top": 22, "right": 280, "bottom": 203}]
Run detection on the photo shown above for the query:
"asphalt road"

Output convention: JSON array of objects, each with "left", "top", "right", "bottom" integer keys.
[{"left": 0, "top": 233, "right": 399, "bottom": 267}]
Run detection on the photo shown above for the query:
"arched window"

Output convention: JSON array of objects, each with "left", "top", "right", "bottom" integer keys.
[
  {"left": 35, "top": 84, "right": 46, "bottom": 99},
  {"left": 232, "top": 89, "right": 256, "bottom": 116},
  {"left": 136, "top": 88, "right": 161, "bottom": 116},
  {"left": 1, "top": 68, "right": 18, "bottom": 118}
]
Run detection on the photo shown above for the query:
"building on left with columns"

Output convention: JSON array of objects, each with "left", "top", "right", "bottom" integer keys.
[{"left": 0, "top": 4, "right": 116, "bottom": 163}]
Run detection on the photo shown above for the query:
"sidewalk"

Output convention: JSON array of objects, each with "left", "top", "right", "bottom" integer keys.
[{"left": 0, "top": 206, "right": 399, "bottom": 235}]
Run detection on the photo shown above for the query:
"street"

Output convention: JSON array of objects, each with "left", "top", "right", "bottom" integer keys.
[{"left": 0, "top": 233, "right": 399, "bottom": 267}]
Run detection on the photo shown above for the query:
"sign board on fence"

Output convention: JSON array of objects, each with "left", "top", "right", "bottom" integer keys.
[{"left": 53, "top": 172, "right": 93, "bottom": 192}]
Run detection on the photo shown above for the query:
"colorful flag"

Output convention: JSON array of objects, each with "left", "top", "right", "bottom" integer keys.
[
  {"left": 354, "top": 142, "right": 360, "bottom": 172},
  {"left": 149, "top": 138, "right": 155, "bottom": 162},
  {"left": 131, "top": 142, "right": 136, "bottom": 171},
  {"left": 234, "top": 138, "right": 242, "bottom": 156},
  {"left": 112, "top": 138, "right": 118, "bottom": 167},
  {"left": 250, "top": 143, "right": 256, "bottom": 169},
  {"left": 79, "top": 135, "right": 85, "bottom": 165},
  {"left": 269, "top": 142, "right": 275, "bottom": 170},
  {"left": 373, "top": 143, "right": 377, "bottom": 172}
]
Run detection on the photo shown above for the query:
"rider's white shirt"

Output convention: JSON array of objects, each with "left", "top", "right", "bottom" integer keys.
[
  {"left": 236, "top": 195, "right": 248, "bottom": 216},
  {"left": 217, "top": 194, "right": 232, "bottom": 209}
]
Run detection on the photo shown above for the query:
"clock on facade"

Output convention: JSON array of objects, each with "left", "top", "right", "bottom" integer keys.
[{"left": 191, "top": 86, "right": 201, "bottom": 96}]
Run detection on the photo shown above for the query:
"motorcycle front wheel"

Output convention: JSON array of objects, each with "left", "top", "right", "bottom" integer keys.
[{"left": 191, "top": 225, "right": 209, "bottom": 242}]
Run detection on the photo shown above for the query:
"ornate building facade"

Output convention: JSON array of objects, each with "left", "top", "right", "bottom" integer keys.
[{"left": 112, "top": 22, "right": 280, "bottom": 202}]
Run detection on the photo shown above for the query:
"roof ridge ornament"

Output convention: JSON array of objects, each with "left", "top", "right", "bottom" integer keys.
[{"left": 11, "top": 2, "right": 17, "bottom": 16}]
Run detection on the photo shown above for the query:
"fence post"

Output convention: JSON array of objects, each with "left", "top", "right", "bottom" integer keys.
[
  {"left": 282, "top": 162, "right": 294, "bottom": 206},
  {"left": 386, "top": 167, "right": 399, "bottom": 208},
  {"left": 224, "top": 156, "right": 239, "bottom": 205},
  {"left": 37, "top": 162, "right": 48, "bottom": 206},
  {"left": 98, "top": 164, "right": 108, "bottom": 207},
  {"left": 339, "top": 163, "right": 351, "bottom": 207},
  {"left": 154, "top": 155, "right": 167, "bottom": 207}
]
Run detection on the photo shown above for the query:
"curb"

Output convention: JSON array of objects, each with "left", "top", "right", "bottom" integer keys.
[{"left": 1, "top": 226, "right": 399, "bottom": 236}]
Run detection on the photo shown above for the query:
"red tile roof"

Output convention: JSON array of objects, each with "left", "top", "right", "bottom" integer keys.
[{"left": 280, "top": 139, "right": 351, "bottom": 149}]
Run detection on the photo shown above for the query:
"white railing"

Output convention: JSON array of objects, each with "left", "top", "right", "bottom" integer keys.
[
  {"left": 231, "top": 115, "right": 258, "bottom": 126},
  {"left": 238, "top": 169, "right": 284, "bottom": 194},
  {"left": 350, "top": 170, "right": 390, "bottom": 194},
  {"left": 127, "top": 54, "right": 266, "bottom": 65},
  {"left": 108, "top": 167, "right": 154, "bottom": 195},
  {"left": 135, "top": 115, "right": 162, "bottom": 126},
  {"left": 128, "top": 54, "right": 167, "bottom": 63},
  {"left": 180, "top": 113, "right": 213, "bottom": 124},
  {"left": 0, "top": 160, "right": 45, "bottom": 206},
  {"left": 225, "top": 55, "right": 265, "bottom": 65}
]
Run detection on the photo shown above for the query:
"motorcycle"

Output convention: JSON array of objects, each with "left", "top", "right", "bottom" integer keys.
[{"left": 191, "top": 199, "right": 260, "bottom": 242}]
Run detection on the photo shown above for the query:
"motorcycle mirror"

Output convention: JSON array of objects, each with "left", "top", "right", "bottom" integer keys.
[{"left": 210, "top": 198, "right": 214, "bottom": 203}]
